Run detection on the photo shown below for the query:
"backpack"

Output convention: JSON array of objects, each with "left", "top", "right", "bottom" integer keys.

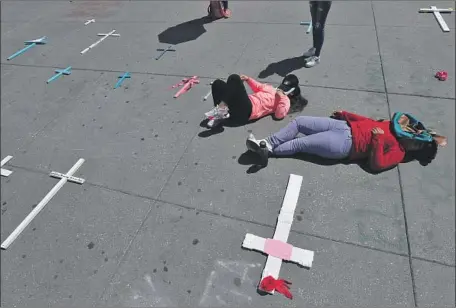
[
  {"left": 390, "top": 112, "right": 434, "bottom": 142},
  {"left": 208, "top": 1, "right": 224, "bottom": 20}
]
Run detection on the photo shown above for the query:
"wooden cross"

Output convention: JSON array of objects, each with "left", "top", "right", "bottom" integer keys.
[
  {"left": 1, "top": 159, "right": 85, "bottom": 250},
  {"left": 155, "top": 45, "right": 176, "bottom": 60},
  {"left": 114, "top": 72, "right": 131, "bottom": 89},
  {"left": 46, "top": 66, "right": 72, "bottom": 84},
  {"left": 242, "top": 174, "right": 314, "bottom": 295},
  {"left": 81, "top": 30, "right": 120, "bottom": 54},
  {"left": 1, "top": 155, "right": 13, "bottom": 177},
  {"left": 84, "top": 19, "right": 95, "bottom": 25},
  {"left": 419, "top": 6, "right": 454, "bottom": 32},
  {"left": 7, "top": 36, "right": 47, "bottom": 61},
  {"left": 300, "top": 20, "right": 312, "bottom": 34}
]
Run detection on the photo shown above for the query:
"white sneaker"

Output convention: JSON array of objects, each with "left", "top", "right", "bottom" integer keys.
[
  {"left": 205, "top": 105, "right": 229, "bottom": 118},
  {"left": 246, "top": 133, "right": 272, "bottom": 153},
  {"left": 207, "top": 113, "right": 230, "bottom": 128},
  {"left": 304, "top": 56, "right": 320, "bottom": 68},
  {"left": 303, "top": 47, "right": 316, "bottom": 58}
]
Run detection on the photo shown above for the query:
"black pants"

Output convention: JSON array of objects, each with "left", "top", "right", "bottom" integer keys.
[
  {"left": 212, "top": 74, "right": 252, "bottom": 124},
  {"left": 222, "top": 1, "right": 228, "bottom": 9},
  {"left": 310, "top": 1, "right": 332, "bottom": 57}
]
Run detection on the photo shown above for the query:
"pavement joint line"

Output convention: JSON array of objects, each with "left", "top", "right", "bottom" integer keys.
[
  {"left": 371, "top": 2, "right": 417, "bottom": 306},
  {"left": 2, "top": 19, "right": 455, "bottom": 30},
  {"left": 7, "top": 163, "right": 455, "bottom": 269},
  {"left": 2, "top": 62, "right": 454, "bottom": 101}
]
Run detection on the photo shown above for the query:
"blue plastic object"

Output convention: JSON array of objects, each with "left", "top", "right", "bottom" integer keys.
[
  {"left": 114, "top": 72, "right": 131, "bottom": 89},
  {"left": 7, "top": 36, "right": 47, "bottom": 61},
  {"left": 47, "top": 66, "right": 72, "bottom": 84}
]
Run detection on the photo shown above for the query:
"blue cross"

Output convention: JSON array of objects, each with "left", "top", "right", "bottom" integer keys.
[
  {"left": 47, "top": 66, "right": 72, "bottom": 84},
  {"left": 114, "top": 72, "right": 131, "bottom": 89},
  {"left": 7, "top": 36, "right": 47, "bottom": 61}
]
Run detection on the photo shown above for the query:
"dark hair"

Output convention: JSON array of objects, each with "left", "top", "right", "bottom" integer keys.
[
  {"left": 403, "top": 139, "right": 438, "bottom": 166},
  {"left": 278, "top": 74, "right": 308, "bottom": 114}
]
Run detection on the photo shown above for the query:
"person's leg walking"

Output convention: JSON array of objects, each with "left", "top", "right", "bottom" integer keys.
[
  {"left": 305, "top": 1, "right": 332, "bottom": 67},
  {"left": 268, "top": 116, "right": 348, "bottom": 148},
  {"left": 222, "top": 1, "right": 231, "bottom": 18},
  {"left": 313, "top": 1, "right": 331, "bottom": 57},
  {"left": 273, "top": 130, "right": 352, "bottom": 159}
]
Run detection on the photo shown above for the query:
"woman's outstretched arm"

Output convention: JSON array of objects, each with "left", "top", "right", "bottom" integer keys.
[{"left": 241, "top": 75, "right": 267, "bottom": 93}]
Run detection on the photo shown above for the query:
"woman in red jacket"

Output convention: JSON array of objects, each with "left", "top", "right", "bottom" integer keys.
[{"left": 246, "top": 111, "right": 447, "bottom": 171}]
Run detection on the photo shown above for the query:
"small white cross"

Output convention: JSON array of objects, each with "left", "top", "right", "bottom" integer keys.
[
  {"left": 84, "top": 19, "right": 95, "bottom": 26},
  {"left": 1, "top": 155, "right": 13, "bottom": 177},
  {"left": 242, "top": 174, "right": 314, "bottom": 295},
  {"left": 419, "top": 6, "right": 453, "bottom": 32}
]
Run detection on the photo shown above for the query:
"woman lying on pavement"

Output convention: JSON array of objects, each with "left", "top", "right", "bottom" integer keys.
[
  {"left": 246, "top": 111, "right": 448, "bottom": 171},
  {"left": 204, "top": 74, "right": 308, "bottom": 128}
]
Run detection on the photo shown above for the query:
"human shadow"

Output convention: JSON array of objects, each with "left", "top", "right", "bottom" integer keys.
[
  {"left": 197, "top": 118, "right": 261, "bottom": 138},
  {"left": 238, "top": 150, "right": 399, "bottom": 175},
  {"left": 158, "top": 16, "right": 212, "bottom": 45},
  {"left": 258, "top": 56, "right": 306, "bottom": 79}
]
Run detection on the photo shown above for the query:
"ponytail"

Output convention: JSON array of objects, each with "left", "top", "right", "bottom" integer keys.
[{"left": 288, "top": 86, "right": 308, "bottom": 114}]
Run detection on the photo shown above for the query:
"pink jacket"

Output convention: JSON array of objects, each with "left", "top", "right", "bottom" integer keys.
[{"left": 245, "top": 78, "right": 290, "bottom": 120}]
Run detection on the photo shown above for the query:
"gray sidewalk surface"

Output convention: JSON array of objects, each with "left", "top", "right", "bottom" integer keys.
[{"left": 1, "top": 1, "right": 455, "bottom": 307}]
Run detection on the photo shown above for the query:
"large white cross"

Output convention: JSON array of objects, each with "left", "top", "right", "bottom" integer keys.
[
  {"left": 80, "top": 30, "right": 120, "bottom": 54},
  {"left": 419, "top": 6, "right": 454, "bottom": 32},
  {"left": 242, "top": 174, "right": 314, "bottom": 294},
  {"left": 1, "top": 155, "right": 13, "bottom": 177},
  {"left": 1, "top": 158, "right": 85, "bottom": 250}
]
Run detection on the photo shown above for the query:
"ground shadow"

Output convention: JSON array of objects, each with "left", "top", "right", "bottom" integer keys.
[
  {"left": 158, "top": 16, "right": 212, "bottom": 45},
  {"left": 238, "top": 150, "right": 399, "bottom": 175},
  {"left": 197, "top": 118, "right": 260, "bottom": 138},
  {"left": 258, "top": 56, "right": 306, "bottom": 79}
]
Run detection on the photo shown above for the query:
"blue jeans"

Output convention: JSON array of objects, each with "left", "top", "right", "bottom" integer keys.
[{"left": 268, "top": 116, "right": 352, "bottom": 159}]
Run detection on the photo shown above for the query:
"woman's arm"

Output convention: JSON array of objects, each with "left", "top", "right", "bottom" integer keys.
[
  {"left": 241, "top": 75, "right": 267, "bottom": 93},
  {"left": 273, "top": 93, "right": 290, "bottom": 120},
  {"left": 368, "top": 135, "right": 405, "bottom": 171}
]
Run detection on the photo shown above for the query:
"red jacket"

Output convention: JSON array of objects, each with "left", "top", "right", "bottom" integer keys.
[{"left": 338, "top": 111, "right": 405, "bottom": 170}]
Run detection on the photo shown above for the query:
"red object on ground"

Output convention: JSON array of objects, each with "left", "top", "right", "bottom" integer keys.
[
  {"left": 435, "top": 71, "right": 448, "bottom": 81},
  {"left": 259, "top": 276, "right": 293, "bottom": 299},
  {"left": 170, "top": 76, "right": 200, "bottom": 98}
]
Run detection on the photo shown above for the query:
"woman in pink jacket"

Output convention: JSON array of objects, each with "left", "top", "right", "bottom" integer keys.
[{"left": 204, "top": 74, "right": 308, "bottom": 128}]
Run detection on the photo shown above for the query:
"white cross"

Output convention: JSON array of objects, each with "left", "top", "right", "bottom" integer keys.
[
  {"left": 80, "top": 30, "right": 120, "bottom": 54},
  {"left": 241, "top": 174, "right": 314, "bottom": 294},
  {"left": 84, "top": 19, "right": 95, "bottom": 26},
  {"left": 1, "top": 155, "right": 13, "bottom": 177},
  {"left": 419, "top": 6, "right": 454, "bottom": 32},
  {"left": 1, "top": 159, "right": 85, "bottom": 250}
]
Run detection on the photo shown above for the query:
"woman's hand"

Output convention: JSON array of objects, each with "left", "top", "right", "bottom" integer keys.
[
  {"left": 372, "top": 127, "right": 384, "bottom": 135},
  {"left": 331, "top": 110, "right": 343, "bottom": 118},
  {"left": 240, "top": 75, "right": 249, "bottom": 81}
]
